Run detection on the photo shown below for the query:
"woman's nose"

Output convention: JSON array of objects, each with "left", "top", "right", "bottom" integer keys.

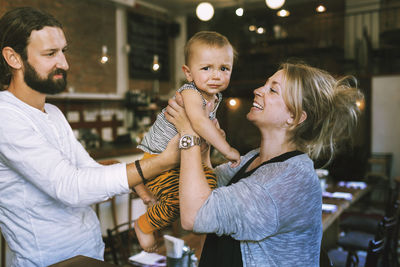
[{"left": 254, "top": 86, "right": 263, "bottom": 96}]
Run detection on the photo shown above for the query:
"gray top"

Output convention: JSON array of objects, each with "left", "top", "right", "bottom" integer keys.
[
  {"left": 193, "top": 149, "right": 323, "bottom": 267},
  {"left": 138, "top": 82, "right": 222, "bottom": 154}
]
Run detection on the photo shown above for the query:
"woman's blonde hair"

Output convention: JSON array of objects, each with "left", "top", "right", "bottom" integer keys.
[{"left": 281, "top": 62, "right": 364, "bottom": 164}]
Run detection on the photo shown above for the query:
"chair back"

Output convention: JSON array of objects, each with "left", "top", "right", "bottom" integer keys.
[
  {"left": 106, "top": 219, "right": 138, "bottom": 265},
  {"left": 106, "top": 192, "right": 140, "bottom": 265},
  {"left": 320, "top": 247, "right": 333, "bottom": 267},
  {"left": 365, "top": 238, "right": 385, "bottom": 267}
]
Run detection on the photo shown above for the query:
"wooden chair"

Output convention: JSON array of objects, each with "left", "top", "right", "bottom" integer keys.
[
  {"left": 329, "top": 214, "right": 390, "bottom": 267},
  {"left": 337, "top": 176, "right": 400, "bottom": 266},
  {"left": 96, "top": 159, "right": 121, "bottom": 262},
  {"left": 320, "top": 247, "right": 333, "bottom": 267},
  {"left": 106, "top": 192, "right": 141, "bottom": 266},
  {"left": 94, "top": 197, "right": 118, "bottom": 263}
]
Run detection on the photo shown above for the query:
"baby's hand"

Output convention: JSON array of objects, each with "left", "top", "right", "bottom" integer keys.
[{"left": 225, "top": 147, "right": 241, "bottom": 168}]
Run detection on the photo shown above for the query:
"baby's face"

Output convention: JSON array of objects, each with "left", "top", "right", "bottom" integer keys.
[{"left": 184, "top": 43, "right": 234, "bottom": 101}]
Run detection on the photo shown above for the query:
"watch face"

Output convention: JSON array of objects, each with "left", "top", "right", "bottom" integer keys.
[
  {"left": 179, "top": 134, "right": 201, "bottom": 149},
  {"left": 180, "top": 135, "right": 192, "bottom": 149}
]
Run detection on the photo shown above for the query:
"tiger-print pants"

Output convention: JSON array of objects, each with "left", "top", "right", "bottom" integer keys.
[{"left": 136, "top": 152, "right": 217, "bottom": 234}]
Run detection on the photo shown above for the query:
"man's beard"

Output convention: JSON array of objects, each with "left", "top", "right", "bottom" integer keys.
[{"left": 23, "top": 61, "right": 67, "bottom": 95}]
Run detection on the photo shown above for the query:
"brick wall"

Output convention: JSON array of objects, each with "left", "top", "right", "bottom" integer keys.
[{"left": 1, "top": 0, "right": 117, "bottom": 94}]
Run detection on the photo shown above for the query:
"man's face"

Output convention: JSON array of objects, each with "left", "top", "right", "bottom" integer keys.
[
  {"left": 24, "top": 26, "right": 69, "bottom": 95},
  {"left": 23, "top": 58, "right": 67, "bottom": 95}
]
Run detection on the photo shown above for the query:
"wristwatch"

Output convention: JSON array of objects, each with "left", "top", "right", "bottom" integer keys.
[{"left": 179, "top": 134, "right": 202, "bottom": 149}]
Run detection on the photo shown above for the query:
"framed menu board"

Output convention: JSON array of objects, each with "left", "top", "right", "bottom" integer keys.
[{"left": 127, "top": 11, "right": 170, "bottom": 81}]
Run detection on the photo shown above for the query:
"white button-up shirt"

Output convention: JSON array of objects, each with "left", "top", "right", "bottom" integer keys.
[{"left": 0, "top": 91, "right": 129, "bottom": 266}]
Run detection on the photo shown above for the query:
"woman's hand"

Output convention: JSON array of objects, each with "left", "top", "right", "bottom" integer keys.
[
  {"left": 159, "top": 134, "right": 180, "bottom": 165},
  {"left": 165, "top": 92, "right": 196, "bottom": 135}
]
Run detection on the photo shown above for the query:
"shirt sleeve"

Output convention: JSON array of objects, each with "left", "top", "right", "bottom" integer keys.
[
  {"left": 0, "top": 109, "right": 129, "bottom": 207},
  {"left": 49, "top": 105, "right": 101, "bottom": 169},
  {"left": 214, "top": 149, "right": 259, "bottom": 187}
]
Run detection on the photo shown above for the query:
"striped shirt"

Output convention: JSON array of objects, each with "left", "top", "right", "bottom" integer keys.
[{"left": 138, "top": 82, "right": 222, "bottom": 154}]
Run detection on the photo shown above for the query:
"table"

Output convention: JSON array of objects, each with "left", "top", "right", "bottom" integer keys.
[
  {"left": 49, "top": 255, "right": 116, "bottom": 267},
  {"left": 322, "top": 183, "right": 371, "bottom": 231},
  {"left": 322, "top": 182, "right": 371, "bottom": 249}
]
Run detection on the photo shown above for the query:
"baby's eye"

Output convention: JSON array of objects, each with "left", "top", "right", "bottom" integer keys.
[
  {"left": 221, "top": 66, "right": 229, "bottom": 71},
  {"left": 270, "top": 88, "right": 277, "bottom": 93},
  {"left": 202, "top": 66, "right": 210, "bottom": 70}
]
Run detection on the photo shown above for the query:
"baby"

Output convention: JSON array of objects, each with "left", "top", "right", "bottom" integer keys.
[{"left": 134, "top": 31, "right": 240, "bottom": 251}]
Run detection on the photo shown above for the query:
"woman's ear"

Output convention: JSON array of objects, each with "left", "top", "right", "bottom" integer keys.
[
  {"left": 298, "top": 111, "right": 307, "bottom": 125},
  {"left": 182, "top": 65, "right": 193, "bottom": 82},
  {"left": 2, "top": 47, "right": 23, "bottom": 69},
  {"left": 287, "top": 111, "right": 307, "bottom": 126}
]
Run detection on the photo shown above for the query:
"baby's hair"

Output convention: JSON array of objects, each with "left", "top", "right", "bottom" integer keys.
[
  {"left": 184, "top": 31, "right": 237, "bottom": 65},
  {"left": 280, "top": 62, "right": 364, "bottom": 165}
]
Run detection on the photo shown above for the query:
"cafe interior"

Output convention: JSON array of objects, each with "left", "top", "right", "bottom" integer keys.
[{"left": 1, "top": 0, "right": 400, "bottom": 266}]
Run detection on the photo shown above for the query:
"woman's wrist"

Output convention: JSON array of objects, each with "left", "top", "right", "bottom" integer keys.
[{"left": 179, "top": 128, "right": 198, "bottom": 137}]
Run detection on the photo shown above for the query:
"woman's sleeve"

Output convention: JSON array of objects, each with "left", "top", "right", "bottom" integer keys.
[
  {"left": 193, "top": 176, "right": 278, "bottom": 241},
  {"left": 194, "top": 161, "right": 317, "bottom": 241},
  {"left": 214, "top": 149, "right": 259, "bottom": 187}
]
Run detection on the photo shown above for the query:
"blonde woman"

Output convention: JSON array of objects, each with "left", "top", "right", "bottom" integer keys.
[{"left": 165, "top": 62, "right": 363, "bottom": 267}]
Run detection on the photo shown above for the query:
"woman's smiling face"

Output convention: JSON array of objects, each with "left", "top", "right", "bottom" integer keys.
[{"left": 247, "top": 69, "right": 294, "bottom": 130}]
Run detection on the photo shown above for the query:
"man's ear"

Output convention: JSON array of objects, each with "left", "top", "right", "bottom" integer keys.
[
  {"left": 2, "top": 47, "right": 23, "bottom": 69},
  {"left": 182, "top": 65, "right": 193, "bottom": 82}
]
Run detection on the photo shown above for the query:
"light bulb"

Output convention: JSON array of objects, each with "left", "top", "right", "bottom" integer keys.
[
  {"left": 316, "top": 5, "right": 326, "bottom": 13},
  {"left": 277, "top": 9, "right": 290, "bottom": 17},
  {"left": 235, "top": 7, "right": 244, "bottom": 16},
  {"left": 152, "top": 55, "right": 160, "bottom": 72},
  {"left": 196, "top": 2, "right": 214, "bottom": 21},
  {"left": 100, "top": 55, "right": 109, "bottom": 64},
  {"left": 229, "top": 98, "right": 237, "bottom": 107},
  {"left": 265, "top": 0, "right": 285, "bottom": 9},
  {"left": 100, "top": 45, "right": 108, "bottom": 64}
]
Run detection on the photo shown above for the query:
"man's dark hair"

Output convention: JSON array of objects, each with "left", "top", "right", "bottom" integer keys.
[{"left": 0, "top": 7, "right": 62, "bottom": 87}]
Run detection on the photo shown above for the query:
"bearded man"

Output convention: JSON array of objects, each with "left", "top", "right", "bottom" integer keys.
[{"left": 0, "top": 7, "right": 178, "bottom": 267}]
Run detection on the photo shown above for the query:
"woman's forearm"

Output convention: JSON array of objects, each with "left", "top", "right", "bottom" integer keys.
[
  {"left": 164, "top": 93, "right": 212, "bottom": 229},
  {"left": 179, "top": 139, "right": 212, "bottom": 230}
]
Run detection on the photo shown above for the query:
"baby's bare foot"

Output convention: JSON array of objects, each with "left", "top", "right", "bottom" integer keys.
[{"left": 134, "top": 220, "right": 158, "bottom": 252}]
